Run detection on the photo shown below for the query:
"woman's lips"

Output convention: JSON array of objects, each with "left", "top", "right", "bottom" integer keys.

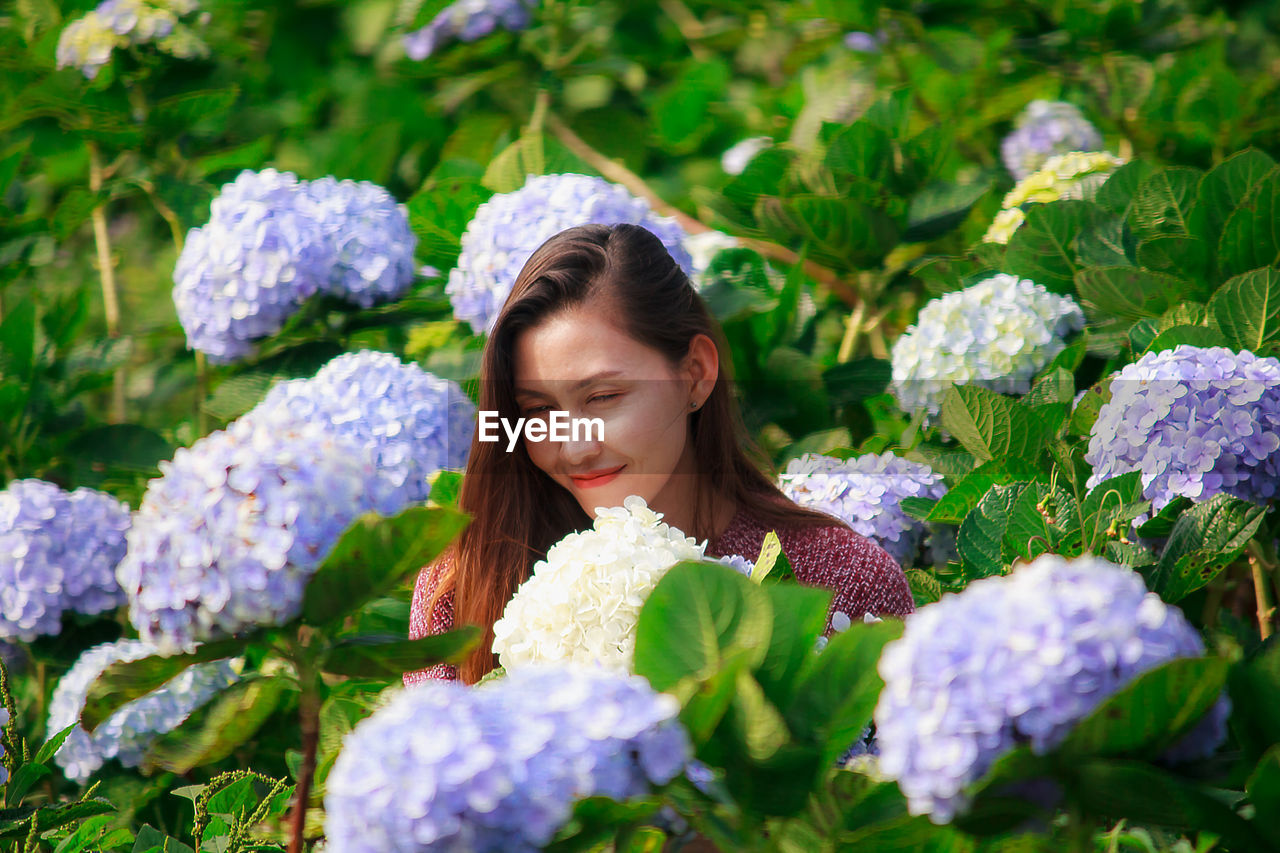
[{"left": 570, "top": 465, "right": 625, "bottom": 489}]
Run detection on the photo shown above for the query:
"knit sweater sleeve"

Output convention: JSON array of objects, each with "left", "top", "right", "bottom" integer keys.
[
  {"left": 776, "top": 525, "right": 915, "bottom": 628},
  {"left": 403, "top": 552, "right": 460, "bottom": 686}
]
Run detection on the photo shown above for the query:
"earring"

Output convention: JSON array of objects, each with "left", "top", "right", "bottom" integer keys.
[{"left": 690, "top": 401, "right": 699, "bottom": 410}]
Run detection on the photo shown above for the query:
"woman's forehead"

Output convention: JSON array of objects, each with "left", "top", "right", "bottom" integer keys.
[{"left": 512, "top": 307, "right": 672, "bottom": 384}]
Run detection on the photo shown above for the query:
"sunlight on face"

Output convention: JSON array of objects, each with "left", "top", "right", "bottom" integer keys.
[{"left": 512, "top": 301, "right": 702, "bottom": 518}]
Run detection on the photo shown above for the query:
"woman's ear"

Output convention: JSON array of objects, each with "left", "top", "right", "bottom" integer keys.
[{"left": 684, "top": 333, "right": 720, "bottom": 406}]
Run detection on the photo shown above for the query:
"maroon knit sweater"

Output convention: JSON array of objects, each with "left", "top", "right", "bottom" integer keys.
[{"left": 402, "top": 504, "right": 915, "bottom": 685}]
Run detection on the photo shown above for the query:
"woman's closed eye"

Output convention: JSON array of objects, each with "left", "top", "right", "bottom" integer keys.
[{"left": 588, "top": 393, "right": 621, "bottom": 405}]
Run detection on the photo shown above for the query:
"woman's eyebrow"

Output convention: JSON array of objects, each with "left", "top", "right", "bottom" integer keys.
[{"left": 515, "top": 370, "right": 625, "bottom": 397}]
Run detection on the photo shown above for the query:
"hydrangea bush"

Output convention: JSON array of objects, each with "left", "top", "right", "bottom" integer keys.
[
  {"left": 890, "top": 273, "right": 1085, "bottom": 418},
  {"left": 173, "top": 170, "right": 416, "bottom": 362},
  {"left": 777, "top": 452, "right": 947, "bottom": 566},
  {"left": 116, "top": 418, "right": 402, "bottom": 652},
  {"left": 243, "top": 350, "right": 474, "bottom": 510},
  {"left": 323, "top": 666, "right": 691, "bottom": 852},
  {"left": 1086, "top": 345, "right": 1280, "bottom": 510},
  {"left": 874, "top": 554, "right": 1230, "bottom": 823},
  {"left": 492, "top": 496, "right": 707, "bottom": 671},
  {"left": 403, "top": 0, "right": 537, "bottom": 60},
  {"left": 1000, "top": 100, "right": 1104, "bottom": 180},
  {"left": 0, "top": 479, "right": 130, "bottom": 641},
  {"left": 47, "top": 639, "right": 239, "bottom": 783},
  {"left": 447, "top": 174, "right": 693, "bottom": 334},
  {"left": 56, "top": 0, "right": 206, "bottom": 79},
  {"left": 982, "top": 151, "right": 1125, "bottom": 244}
]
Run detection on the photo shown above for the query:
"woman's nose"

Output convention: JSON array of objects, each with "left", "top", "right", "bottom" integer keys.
[{"left": 558, "top": 429, "right": 602, "bottom": 467}]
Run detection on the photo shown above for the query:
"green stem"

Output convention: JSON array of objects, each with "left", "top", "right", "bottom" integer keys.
[
  {"left": 1248, "top": 540, "right": 1278, "bottom": 641},
  {"left": 836, "top": 301, "right": 866, "bottom": 363},
  {"left": 88, "top": 141, "right": 125, "bottom": 424},
  {"left": 194, "top": 351, "right": 209, "bottom": 436}
]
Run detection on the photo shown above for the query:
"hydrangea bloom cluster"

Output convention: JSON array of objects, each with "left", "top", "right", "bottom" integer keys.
[
  {"left": 243, "top": 351, "right": 474, "bottom": 510},
  {"left": 174, "top": 169, "right": 417, "bottom": 362},
  {"left": 777, "top": 452, "right": 947, "bottom": 566},
  {"left": 48, "top": 638, "right": 239, "bottom": 783},
  {"left": 844, "top": 31, "right": 884, "bottom": 52},
  {"left": 0, "top": 479, "right": 130, "bottom": 641},
  {"left": 1086, "top": 345, "right": 1280, "bottom": 510},
  {"left": 983, "top": 151, "right": 1125, "bottom": 244},
  {"left": 403, "top": 0, "right": 537, "bottom": 60},
  {"left": 1001, "top": 101, "right": 1104, "bottom": 180},
  {"left": 890, "top": 274, "right": 1085, "bottom": 419},
  {"left": 56, "top": 0, "right": 205, "bottom": 79},
  {"left": 874, "top": 554, "right": 1229, "bottom": 824},
  {"left": 721, "top": 137, "right": 773, "bottom": 176},
  {"left": 448, "top": 174, "right": 693, "bottom": 334},
  {"left": 324, "top": 665, "right": 691, "bottom": 852},
  {"left": 492, "top": 496, "right": 707, "bottom": 671},
  {"left": 116, "top": 418, "right": 403, "bottom": 652}
]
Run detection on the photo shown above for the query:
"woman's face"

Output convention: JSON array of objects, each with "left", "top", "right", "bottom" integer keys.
[{"left": 511, "top": 300, "right": 717, "bottom": 518}]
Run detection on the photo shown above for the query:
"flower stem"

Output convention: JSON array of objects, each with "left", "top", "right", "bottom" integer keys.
[
  {"left": 88, "top": 141, "right": 125, "bottom": 424},
  {"left": 287, "top": 630, "right": 322, "bottom": 853},
  {"left": 1249, "top": 540, "right": 1278, "bottom": 641},
  {"left": 542, "top": 111, "right": 863, "bottom": 309}
]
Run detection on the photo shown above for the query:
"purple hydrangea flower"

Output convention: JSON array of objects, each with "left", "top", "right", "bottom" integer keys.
[
  {"left": 324, "top": 666, "right": 691, "bottom": 852},
  {"left": 0, "top": 479, "right": 130, "bottom": 642},
  {"left": 843, "top": 31, "right": 883, "bottom": 52},
  {"left": 447, "top": 174, "right": 693, "bottom": 334},
  {"left": 116, "top": 418, "right": 405, "bottom": 653},
  {"left": 715, "top": 554, "right": 754, "bottom": 577},
  {"left": 47, "top": 638, "right": 239, "bottom": 783},
  {"left": 890, "top": 273, "right": 1085, "bottom": 419},
  {"left": 173, "top": 170, "right": 417, "bottom": 363},
  {"left": 1086, "top": 346, "right": 1280, "bottom": 511},
  {"left": 242, "top": 350, "right": 474, "bottom": 510},
  {"left": 403, "top": 0, "right": 537, "bottom": 60},
  {"left": 301, "top": 177, "right": 418, "bottom": 308},
  {"left": 173, "top": 170, "right": 332, "bottom": 363},
  {"left": 777, "top": 453, "right": 946, "bottom": 566},
  {"left": 1001, "top": 100, "right": 1104, "bottom": 180},
  {"left": 874, "top": 553, "right": 1230, "bottom": 824}
]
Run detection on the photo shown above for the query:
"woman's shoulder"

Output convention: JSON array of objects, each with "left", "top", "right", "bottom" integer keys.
[{"left": 405, "top": 548, "right": 460, "bottom": 685}]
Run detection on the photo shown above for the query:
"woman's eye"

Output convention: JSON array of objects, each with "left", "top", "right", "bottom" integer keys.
[
  {"left": 521, "top": 405, "right": 552, "bottom": 416},
  {"left": 588, "top": 393, "right": 620, "bottom": 405}
]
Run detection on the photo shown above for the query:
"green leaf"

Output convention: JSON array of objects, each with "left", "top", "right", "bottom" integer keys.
[
  {"left": 0, "top": 799, "right": 116, "bottom": 841},
  {"left": 751, "top": 532, "right": 795, "bottom": 584},
  {"left": 1128, "top": 167, "right": 1202, "bottom": 242},
  {"left": 1142, "top": 324, "right": 1231, "bottom": 355},
  {"left": 1077, "top": 472, "right": 1148, "bottom": 553},
  {"left": 33, "top": 723, "right": 76, "bottom": 766},
  {"left": 148, "top": 87, "right": 240, "bottom": 134},
  {"left": 1245, "top": 745, "right": 1280, "bottom": 847},
  {"left": 1074, "top": 266, "right": 1185, "bottom": 321},
  {"left": 905, "top": 569, "right": 942, "bottom": 606},
  {"left": 0, "top": 297, "right": 35, "bottom": 380},
  {"left": 82, "top": 640, "right": 252, "bottom": 733},
  {"left": 131, "top": 825, "right": 195, "bottom": 853},
  {"left": 957, "top": 483, "right": 1028, "bottom": 579},
  {"left": 789, "top": 620, "right": 903, "bottom": 767},
  {"left": 301, "top": 504, "right": 470, "bottom": 626},
  {"left": 634, "top": 561, "right": 774, "bottom": 693},
  {"left": 939, "top": 385, "right": 1057, "bottom": 465},
  {"left": 922, "top": 458, "right": 1044, "bottom": 525},
  {"left": 143, "top": 676, "right": 288, "bottom": 775},
  {"left": 650, "top": 58, "right": 730, "bottom": 152},
  {"left": 824, "top": 121, "right": 892, "bottom": 186},
  {"left": 1004, "top": 201, "right": 1101, "bottom": 294},
  {"left": 480, "top": 133, "right": 591, "bottom": 194},
  {"left": 1001, "top": 484, "right": 1080, "bottom": 562},
  {"left": 762, "top": 195, "right": 898, "bottom": 269},
  {"left": 1148, "top": 495, "right": 1268, "bottom": 602},
  {"left": 5, "top": 763, "right": 50, "bottom": 807},
  {"left": 1067, "top": 761, "right": 1270, "bottom": 852},
  {"left": 1229, "top": 638, "right": 1280, "bottom": 761},
  {"left": 1135, "top": 235, "right": 1210, "bottom": 285},
  {"left": 66, "top": 424, "right": 174, "bottom": 476},
  {"left": 1058, "top": 657, "right": 1228, "bottom": 759},
  {"left": 320, "top": 628, "right": 480, "bottom": 679},
  {"left": 1022, "top": 367, "right": 1074, "bottom": 407},
  {"left": 1219, "top": 168, "right": 1280, "bottom": 280},
  {"left": 1209, "top": 267, "right": 1280, "bottom": 355},
  {"left": 406, "top": 176, "right": 491, "bottom": 273},
  {"left": 823, "top": 358, "right": 891, "bottom": 406},
  {"left": 1094, "top": 161, "right": 1159, "bottom": 216},
  {"left": 1195, "top": 149, "right": 1277, "bottom": 246},
  {"left": 904, "top": 177, "right": 993, "bottom": 243},
  {"left": 753, "top": 583, "right": 831, "bottom": 710}
]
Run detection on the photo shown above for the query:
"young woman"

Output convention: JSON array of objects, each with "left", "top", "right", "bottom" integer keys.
[{"left": 405, "top": 223, "right": 913, "bottom": 685}]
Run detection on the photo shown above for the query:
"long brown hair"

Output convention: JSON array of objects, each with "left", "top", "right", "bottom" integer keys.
[{"left": 431, "top": 223, "right": 837, "bottom": 682}]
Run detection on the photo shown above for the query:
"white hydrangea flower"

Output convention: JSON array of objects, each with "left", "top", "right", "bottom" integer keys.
[
  {"left": 890, "top": 273, "right": 1085, "bottom": 419},
  {"left": 492, "top": 496, "right": 707, "bottom": 671},
  {"left": 682, "top": 230, "right": 741, "bottom": 286},
  {"left": 983, "top": 151, "right": 1125, "bottom": 244},
  {"left": 721, "top": 137, "right": 772, "bottom": 175}
]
